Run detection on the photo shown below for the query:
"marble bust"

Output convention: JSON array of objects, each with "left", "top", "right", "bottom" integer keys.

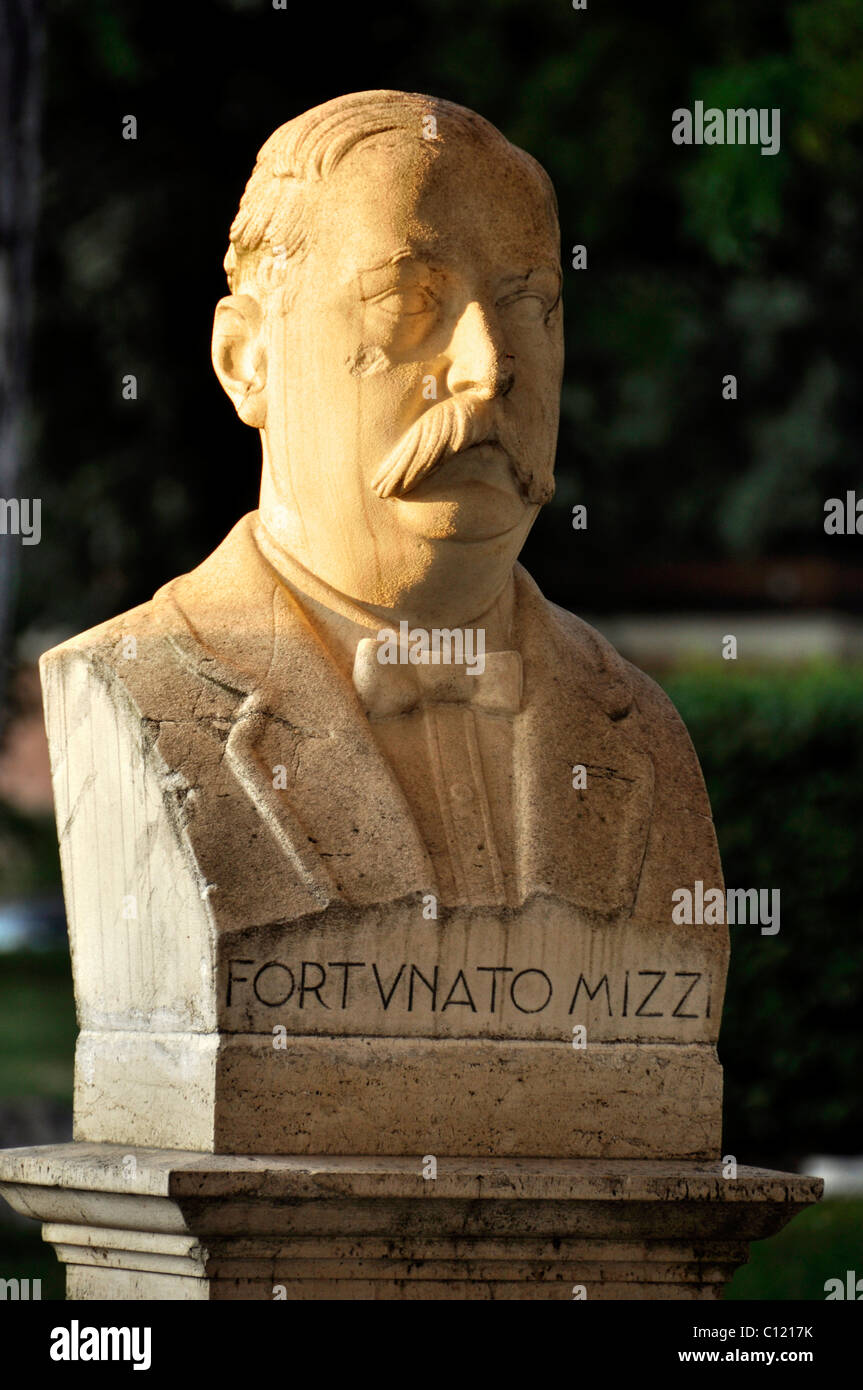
[{"left": 40, "top": 91, "right": 727, "bottom": 1157}]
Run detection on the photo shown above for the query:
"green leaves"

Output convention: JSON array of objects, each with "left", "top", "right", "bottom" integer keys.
[{"left": 665, "top": 664, "right": 863, "bottom": 1160}]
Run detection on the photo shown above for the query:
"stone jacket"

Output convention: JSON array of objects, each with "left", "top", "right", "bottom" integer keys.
[{"left": 41, "top": 512, "right": 724, "bottom": 957}]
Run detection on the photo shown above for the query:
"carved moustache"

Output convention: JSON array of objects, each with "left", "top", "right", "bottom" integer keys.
[{"left": 370, "top": 395, "right": 554, "bottom": 506}]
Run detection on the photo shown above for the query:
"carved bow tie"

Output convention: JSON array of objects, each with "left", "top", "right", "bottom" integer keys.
[{"left": 352, "top": 638, "right": 523, "bottom": 719}]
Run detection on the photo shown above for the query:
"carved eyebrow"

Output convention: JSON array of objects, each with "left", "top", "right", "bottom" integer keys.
[
  {"left": 360, "top": 248, "right": 415, "bottom": 274},
  {"left": 496, "top": 265, "right": 562, "bottom": 297},
  {"left": 358, "top": 253, "right": 436, "bottom": 299}
]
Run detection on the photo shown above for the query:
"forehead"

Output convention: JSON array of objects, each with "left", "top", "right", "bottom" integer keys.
[{"left": 306, "top": 135, "right": 559, "bottom": 284}]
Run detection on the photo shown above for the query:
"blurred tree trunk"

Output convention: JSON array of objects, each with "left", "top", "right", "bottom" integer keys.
[{"left": 0, "top": 0, "right": 43, "bottom": 724}]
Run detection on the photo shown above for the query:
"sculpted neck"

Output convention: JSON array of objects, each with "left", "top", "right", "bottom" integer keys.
[{"left": 259, "top": 461, "right": 528, "bottom": 641}]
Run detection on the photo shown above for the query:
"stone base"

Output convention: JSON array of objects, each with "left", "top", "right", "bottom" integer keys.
[
  {"left": 73, "top": 1035, "right": 724, "bottom": 1158},
  {"left": 0, "top": 1144, "right": 822, "bottom": 1300}
]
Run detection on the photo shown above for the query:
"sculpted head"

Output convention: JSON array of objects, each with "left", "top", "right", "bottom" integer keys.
[{"left": 212, "top": 91, "right": 563, "bottom": 621}]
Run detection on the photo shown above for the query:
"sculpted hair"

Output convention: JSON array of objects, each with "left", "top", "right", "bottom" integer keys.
[{"left": 224, "top": 89, "right": 559, "bottom": 298}]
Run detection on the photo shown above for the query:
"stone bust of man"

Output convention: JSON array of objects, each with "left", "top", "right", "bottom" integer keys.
[{"left": 40, "top": 91, "right": 727, "bottom": 1157}]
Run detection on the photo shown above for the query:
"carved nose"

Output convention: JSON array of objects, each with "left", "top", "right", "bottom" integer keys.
[{"left": 446, "top": 301, "right": 512, "bottom": 399}]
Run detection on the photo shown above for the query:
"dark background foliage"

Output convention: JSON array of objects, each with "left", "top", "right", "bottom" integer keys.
[{"left": 669, "top": 667, "right": 863, "bottom": 1164}]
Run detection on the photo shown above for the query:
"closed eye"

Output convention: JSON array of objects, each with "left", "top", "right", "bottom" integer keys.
[
  {"left": 496, "top": 289, "right": 557, "bottom": 325},
  {"left": 497, "top": 268, "right": 561, "bottom": 319},
  {"left": 369, "top": 287, "right": 437, "bottom": 317},
  {"left": 496, "top": 290, "right": 547, "bottom": 309}
]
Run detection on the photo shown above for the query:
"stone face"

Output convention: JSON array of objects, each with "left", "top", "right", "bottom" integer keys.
[
  {"left": 36, "top": 90, "right": 730, "bottom": 1161},
  {"left": 0, "top": 1145, "right": 824, "bottom": 1300}
]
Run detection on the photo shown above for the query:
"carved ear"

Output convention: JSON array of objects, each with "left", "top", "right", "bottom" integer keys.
[{"left": 211, "top": 295, "right": 267, "bottom": 427}]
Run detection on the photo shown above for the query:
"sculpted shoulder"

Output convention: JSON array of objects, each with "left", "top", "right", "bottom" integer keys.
[
  {"left": 40, "top": 597, "right": 161, "bottom": 664},
  {"left": 38, "top": 514, "right": 275, "bottom": 701},
  {"left": 38, "top": 596, "right": 168, "bottom": 724},
  {"left": 544, "top": 593, "right": 714, "bottom": 820}
]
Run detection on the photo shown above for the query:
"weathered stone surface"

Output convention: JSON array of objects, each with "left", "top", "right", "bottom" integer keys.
[
  {"left": 74, "top": 1034, "right": 722, "bottom": 1156},
  {"left": 0, "top": 1146, "right": 823, "bottom": 1300},
  {"left": 43, "top": 545, "right": 727, "bottom": 1155}
]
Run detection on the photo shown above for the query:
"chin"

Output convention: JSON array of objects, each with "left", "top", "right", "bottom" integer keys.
[{"left": 394, "top": 485, "right": 533, "bottom": 544}]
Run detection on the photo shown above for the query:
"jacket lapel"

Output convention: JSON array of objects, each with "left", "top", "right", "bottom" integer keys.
[
  {"left": 157, "top": 515, "right": 437, "bottom": 910},
  {"left": 157, "top": 516, "right": 653, "bottom": 918},
  {"left": 512, "top": 567, "right": 654, "bottom": 919}
]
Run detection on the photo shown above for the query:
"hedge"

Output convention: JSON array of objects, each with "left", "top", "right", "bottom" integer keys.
[{"left": 664, "top": 663, "right": 863, "bottom": 1162}]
